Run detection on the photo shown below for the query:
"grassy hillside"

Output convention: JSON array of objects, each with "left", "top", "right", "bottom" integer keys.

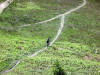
[
  {"left": 6, "top": 42, "right": 100, "bottom": 75},
  {"left": 0, "top": 0, "right": 100, "bottom": 75},
  {"left": 0, "top": 0, "right": 79, "bottom": 73}
]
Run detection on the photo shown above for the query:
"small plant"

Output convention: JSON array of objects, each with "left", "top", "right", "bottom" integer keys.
[{"left": 53, "top": 60, "right": 66, "bottom": 75}]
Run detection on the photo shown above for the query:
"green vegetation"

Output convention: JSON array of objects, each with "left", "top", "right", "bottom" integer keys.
[
  {"left": 5, "top": 42, "right": 100, "bottom": 75},
  {"left": 0, "top": 0, "right": 100, "bottom": 75},
  {"left": 0, "top": 0, "right": 79, "bottom": 27},
  {"left": 53, "top": 60, "right": 66, "bottom": 75},
  {"left": 0, "top": 58, "right": 13, "bottom": 72}
]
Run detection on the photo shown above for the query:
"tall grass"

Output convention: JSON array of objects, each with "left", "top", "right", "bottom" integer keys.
[{"left": 53, "top": 60, "right": 66, "bottom": 75}]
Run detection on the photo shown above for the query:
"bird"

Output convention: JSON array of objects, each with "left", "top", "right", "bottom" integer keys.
[{"left": 46, "top": 37, "right": 50, "bottom": 47}]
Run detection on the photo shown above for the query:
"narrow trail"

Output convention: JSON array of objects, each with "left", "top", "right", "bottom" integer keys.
[
  {"left": 1, "top": 0, "right": 86, "bottom": 74},
  {"left": 0, "top": 0, "right": 13, "bottom": 14}
]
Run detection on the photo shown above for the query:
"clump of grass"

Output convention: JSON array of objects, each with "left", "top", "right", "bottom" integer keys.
[
  {"left": 0, "top": 58, "right": 13, "bottom": 72},
  {"left": 53, "top": 60, "right": 66, "bottom": 75}
]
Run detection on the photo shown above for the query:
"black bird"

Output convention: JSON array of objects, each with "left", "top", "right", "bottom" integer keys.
[{"left": 47, "top": 37, "right": 50, "bottom": 47}]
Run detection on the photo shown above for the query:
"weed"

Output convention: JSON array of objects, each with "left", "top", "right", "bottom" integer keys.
[{"left": 53, "top": 60, "right": 66, "bottom": 75}]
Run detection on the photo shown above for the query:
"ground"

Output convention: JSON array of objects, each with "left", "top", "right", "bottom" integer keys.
[{"left": 0, "top": 0, "right": 100, "bottom": 75}]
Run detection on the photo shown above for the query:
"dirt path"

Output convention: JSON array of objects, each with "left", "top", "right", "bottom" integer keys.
[
  {"left": 0, "top": 0, "right": 13, "bottom": 14},
  {"left": 1, "top": 0, "right": 86, "bottom": 74}
]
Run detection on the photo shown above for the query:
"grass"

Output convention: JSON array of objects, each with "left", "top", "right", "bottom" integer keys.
[
  {"left": 6, "top": 41, "right": 100, "bottom": 75},
  {"left": 59, "top": 0, "right": 100, "bottom": 47},
  {"left": 0, "top": 0, "right": 100, "bottom": 74},
  {"left": 0, "top": 58, "right": 14, "bottom": 72},
  {"left": 0, "top": 0, "right": 79, "bottom": 27},
  {"left": 53, "top": 60, "right": 67, "bottom": 75}
]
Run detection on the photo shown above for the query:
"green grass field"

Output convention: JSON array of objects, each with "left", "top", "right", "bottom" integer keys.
[{"left": 0, "top": 0, "right": 100, "bottom": 75}]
